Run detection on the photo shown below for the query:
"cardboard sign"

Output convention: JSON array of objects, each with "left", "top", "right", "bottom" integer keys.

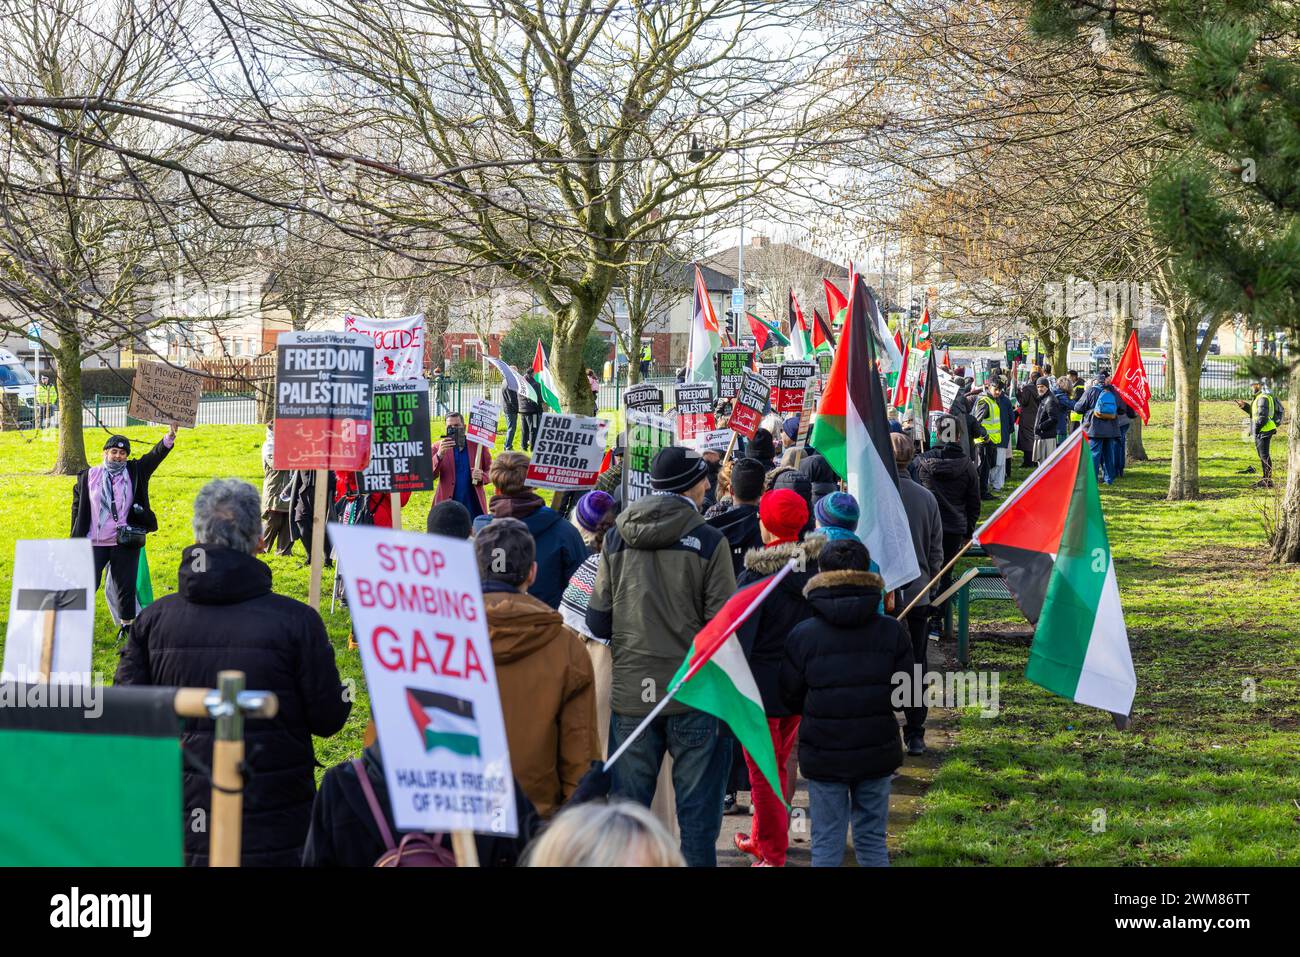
[
  {"left": 2, "top": 539, "right": 94, "bottom": 683},
  {"left": 673, "top": 382, "right": 715, "bottom": 442},
  {"left": 273, "top": 331, "right": 375, "bottom": 471},
  {"left": 796, "top": 378, "right": 821, "bottom": 448},
  {"left": 343, "top": 313, "right": 425, "bottom": 382},
  {"left": 729, "top": 369, "right": 770, "bottom": 439},
  {"left": 777, "top": 361, "right": 817, "bottom": 414},
  {"left": 716, "top": 348, "right": 754, "bottom": 400},
  {"left": 526, "top": 413, "right": 609, "bottom": 490},
  {"left": 329, "top": 524, "right": 517, "bottom": 836},
  {"left": 467, "top": 398, "right": 500, "bottom": 448},
  {"left": 623, "top": 409, "right": 675, "bottom": 505},
  {"left": 739, "top": 335, "right": 758, "bottom": 352},
  {"left": 693, "top": 428, "right": 733, "bottom": 454},
  {"left": 757, "top": 363, "right": 779, "bottom": 408},
  {"left": 126, "top": 361, "right": 203, "bottom": 428},
  {"left": 623, "top": 382, "right": 664, "bottom": 414},
  {"left": 937, "top": 367, "right": 961, "bottom": 409},
  {"left": 361, "top": 382, "right": 434, "bottom": 494}
]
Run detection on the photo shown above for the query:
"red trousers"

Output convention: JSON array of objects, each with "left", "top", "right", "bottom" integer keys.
[{"left": 743, "top": 715, "right": 801, "bottom": 866}]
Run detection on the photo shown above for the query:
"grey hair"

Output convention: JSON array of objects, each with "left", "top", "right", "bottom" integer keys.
[{"left": 193, "top": 478, "right": 263, "bottom": 554}]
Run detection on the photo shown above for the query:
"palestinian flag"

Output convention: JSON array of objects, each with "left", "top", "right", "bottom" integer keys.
[
  {"left": 670, "top": 562, "right": 796, "bottom": 805},
  {"left": 532, "top": 340, "right": 562, "bottom": 412},
  {"left": 787, "top": 289, "right": 813, "bottom": 360},
  {"left": 917, "top": 306, "right": 931, "bottom": 346},
  {"left": 407, "top": 688, "right": 481, "bottom": 757},
  {"left": 824, "top": 278, "right": 848, "bottom": 328},
  {"left": 974, "top": 430, "right": 1136, "bottom": 720},
  {"left": 687, "top": 265, "right": 722, "bottom": 383},
  {"left": 919, "top": 342, "right": 944, "bottom": 416},
  {"left": 809, "top": 275, "right": 920, "bottom": 592},
  {"left": 812, "top": 307, "right": 835, "bottom": 354},
  {"left": 892, "top": 343, "right": 911, "bottom": 409},
  {"left": 746, "top": 312, "right": 789, "bottom": 351}
]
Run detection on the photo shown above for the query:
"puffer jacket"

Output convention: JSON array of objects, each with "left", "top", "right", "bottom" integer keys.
[
  {"left": 735, "top": 536, "right": 825, "bottom": 716},
  {"left": 1034, "top": 390, "right": 1061, "bottom": 439},
  {"left": 706, "top": 502, "right": 763, "bottom": 577},
  {"left": 798, "top": 452, "right": 841, "bottom": 503},
  {"left": 484, "top": 586, "right": 599, "bottom": 817},
  {"left": 780, "top": 569, "right": 914, "bottom": 783},
  {"left": 915, "top": 444, "right": 981, "bottom": 537},
  {"left": 587, "top": 493, "right": 736, "bottom": 717},
  {"left": 115, "top": 545, "right": 351, "bottom": 866}
]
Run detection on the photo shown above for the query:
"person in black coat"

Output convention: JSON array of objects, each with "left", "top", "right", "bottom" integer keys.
[
  {"left": 797, "top": 447, "right": 841, "bottom": 504},
  {"left": 780, "top": 538, "right": 914, "bottom": 867},
  {"left": 115, "top": 478, "right": 352, "bottom": 867},
  {"left": 519, "top": 372, "right": 542, "bottom": 451},
  {"left": 502, "top": 378, "right": 520, "bottom": 450},
  {"left": 70, "top": 427, "right": 176, "bottom": 632},
  {"left": 915, "top": 417, "right": 982, "bottom": 600},
  {"left": 1016, "top": 373, "right": 1041, "bottom": 469},
  {"left": 732, "top": 489, "right": 824, "bottom": 866},
  {"left": 704, "top": 457, "right": 765, "bottom": 577}
]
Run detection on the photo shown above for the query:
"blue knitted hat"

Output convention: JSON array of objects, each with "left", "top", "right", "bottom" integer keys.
[{"left": 814, "top": 491, "right": 859, "bottom": 531}]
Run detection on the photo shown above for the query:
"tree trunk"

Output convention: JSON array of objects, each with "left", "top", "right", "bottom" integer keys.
[
  {"left": 1270, "top": 362, "right": 1300, "bottom": 562},
  {"left": 1167, "top": 335, "right": 1201, "bottom": 500},
  {"left": 53, "top": 332, "right": 88, "bottom": 475},
  {"left": 552, "top": 302, "right": 596, "bottom": 413},
  {"left": 1127, "top": 416, "right": 1148, "bottom": 461},
  {"left": 1052, "top": 335, "right": 1069, "bottom": 379}
]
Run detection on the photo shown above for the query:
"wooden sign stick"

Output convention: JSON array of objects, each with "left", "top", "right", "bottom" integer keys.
[
  {"left": 451, "top": 829, "right": 480, "bottom": 867},
  {"left": 308, "top": 467, "right": 329, "bottom": 608}
]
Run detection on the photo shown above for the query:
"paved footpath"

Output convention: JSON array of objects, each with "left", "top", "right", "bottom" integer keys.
[{"left": 717, "top": 640, "right": 957, "bottom": 867}]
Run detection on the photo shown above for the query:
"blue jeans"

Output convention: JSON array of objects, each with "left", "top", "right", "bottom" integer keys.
[
  {"left": 609, "top": 709, "right": 732, "bottom": 867},
  {"left": 1089, "top": 436, "right": 1118, "bottom": 484},
  {"left": 807, "top": 775, "right": 892, "bottom": 867},
  {"left": 1115, "top": 424, "right": 1130, "bottom": 478}
]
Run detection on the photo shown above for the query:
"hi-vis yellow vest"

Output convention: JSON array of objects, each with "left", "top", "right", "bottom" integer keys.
[
  {"left": 1255, "top": 393, "right": 1279, "bottom": 434},
  {"left": 1069, "top": 384, "right": 1085, "bottom": 423},
  {"left": 976, "top": 394, "right": 1002, "bottom": 445}
]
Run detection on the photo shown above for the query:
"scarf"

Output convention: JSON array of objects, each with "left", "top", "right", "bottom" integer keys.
[
  {"left": 489, "top": 491, "right": 546, "bottom": 520},
  {"left": 101, "top": 459, "right": 127, "bottom": 528}
]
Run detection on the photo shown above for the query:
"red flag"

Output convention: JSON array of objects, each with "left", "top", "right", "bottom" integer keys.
[
  {"left": 1111, "top": 331, "right": 1150, "bottom": 424},
  {"left": 824, "top": 279, "right": 848, "bottom": 324}
]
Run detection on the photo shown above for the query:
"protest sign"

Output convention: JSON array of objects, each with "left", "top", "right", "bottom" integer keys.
[
  {"left": 739, "top": 334, "right": 757, "bottom": 352},
  {"left": 526, "top": 413, "right": 609, "bottom": 490},
  {"left": 757, "top": 363, "right": 779, "bottom": 408},
  {"left": 126, "top": 361, "right": 203, "bottom": 429},
  {"left": 716, "top": 348, "right": 754, "bottom": 400},
  {"left": 693, "top": 429, "right": 733, "bottom": 454},
  {"left": 623, "top": 382, "right": 664, "bottom": 414},
  {"left": 360, "top": 382, "right": 434, "bottom": 494},
  {"left": 623, "top": 409, "right": 675, "bottom": 505},
  {"left": 343, "top": 313, "right": 425, "bottom": 382},
  {"left": 729, "top": 369, "right": 770, "bottom": 439},
  {"left": 329, "top": 523, "right": 517, "bottom": 837},
  {"left": 937, "top": 367, "right": 961, "bottom": 409},
  {"left": 2, "top": 539, "right": 94, "bottom": 683},
  {"left": 777, "top": 361, "right": 817, "bottom": 414},
  {"left": 796, "top": 378, "right": 820, "bottom": 448},
  {"left": 673, "top": 382, "right": 715, "bottom": 442},
  {"left": 273, "top": 331, "right": 375, "bottom": 471},
  {"left": 466, "top": 398, "right": 500, "bottom": 448}
]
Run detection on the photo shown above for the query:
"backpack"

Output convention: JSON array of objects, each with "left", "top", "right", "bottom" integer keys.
[
  {"left": 352, "top": 758, "right": 457, "bottom": 867},
  {"left": 1094, "top": 389, "right": 1118, "bottom": 420}
]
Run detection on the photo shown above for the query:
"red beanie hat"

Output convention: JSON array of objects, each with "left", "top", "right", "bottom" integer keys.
[{"left": 759, "top": 488, "right": 809, "bottom": 546}]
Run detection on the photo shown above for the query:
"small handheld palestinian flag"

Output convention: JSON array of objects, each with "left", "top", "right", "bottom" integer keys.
[
  {"left": 604, "top": 562, "right": 795, "bottom": 804},
  {"left": 746, "top": 312, "right": 789, "bottom": 351},
  {"left": 973, "top": 430, "right": 1136, "bottom": 725},
  {"left": 824, "top": 278, "right": 848, "bottom": 328},
  {"left": 532, "top": 339, "right": 562, "bottom": 412}
]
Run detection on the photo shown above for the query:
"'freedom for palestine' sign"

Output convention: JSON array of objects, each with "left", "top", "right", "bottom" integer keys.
[
  {"left": 274, "top": 331, "right": 374, "bottom": 471},
  {"left": 360, "top": 382, "right": 434, "bottom": 494}
]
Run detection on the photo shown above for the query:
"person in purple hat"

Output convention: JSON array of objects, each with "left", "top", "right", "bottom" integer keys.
[{"left": 561, "top": 489, "right": 619, "bottom": 755}]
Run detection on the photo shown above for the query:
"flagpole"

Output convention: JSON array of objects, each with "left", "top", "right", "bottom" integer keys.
[{"left": 895, "top": 539, "right": 974, "bottom": 621}]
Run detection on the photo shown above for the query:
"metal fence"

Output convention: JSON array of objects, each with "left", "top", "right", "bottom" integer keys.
[{"left": 1136, "top": 357, "right": 1277, "bottom": 400}]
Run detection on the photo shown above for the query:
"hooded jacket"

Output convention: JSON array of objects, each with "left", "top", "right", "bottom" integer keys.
[
  {"left": 897, "top": 475, "right": 944, "bottom": 608},
  {"left": 1050, "top": 386, "right": 1073, "bottom": 435},
  {"left": 798, "top": 452, "right": 841, "bottom": 503},
  {"left": 115, "top": 544, "right": 351, "bottom": 866},
  {"left": 915, "top": 444, "right": 981, "bottom": 537},
  {"left": 484, "top": 588, "right": 599, "bottom": 817},
  {"left": 586, "top": 493, "right": 736, "bottom": 717},
  {"left": 1034, "top": 389, "right": 1061, "bottom": 439},
  {"left": 735, "top": 536, "right": 825, "bottom": 717},
  {"left": 705, "top": 502, "right": 763, "bottom": 577},
  {"left": 780, "top": 569, "right": 914, "bottom": 783},
  {"left": 489, "top": 493, "right": 587, "bottom": 609}
]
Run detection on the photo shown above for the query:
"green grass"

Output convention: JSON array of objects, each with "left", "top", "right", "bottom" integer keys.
[
  {"left": 899, "top": 401, "right": 1300, "bottom": 865},
  {"left": 0, "top": 404, "right": 1295, "bottom": 865}
]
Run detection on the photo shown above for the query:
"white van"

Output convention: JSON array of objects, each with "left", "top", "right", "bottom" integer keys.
[{"left": 0, "top": 349, "right": 38, "bottom": 423}]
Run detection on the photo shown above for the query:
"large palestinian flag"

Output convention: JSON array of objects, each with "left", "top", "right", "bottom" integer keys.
[
  {"left": 809, "top": 275, "right": 920, "bottom": 592},
  {"left": 746, "top": 312, "right": 789, "bottom": 351},
  {"left": 974, "top": 430, "right": 1136, "bottom": 719},
  {"left": 670, "top": 563, "right": 795, "bottom": 805},
  {"left": 787, "top": 289, "right": 813, "bottom": 360},
  {"left": 531, "top": 340, "right": 562, "bottom": 412},
  {"left": 687, "top": 265, "right": 722, "bottom": 383}
]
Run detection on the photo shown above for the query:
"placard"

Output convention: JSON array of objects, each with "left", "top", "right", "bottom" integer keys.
[
  {"left": 343, "top": 313, "right": 425, "bottom": 381},
  {"left": 937, "top": 367, "right": 961, "bottom": 409},
  {"left": 716, "top": 348, "right": 754, "bottom": 400},
  {"left": 273, "top": 331, "right": 375, "bottom": 471},
  {"left": 739, "top": 335, "right": 758, "bottom": 352},
  {"left": 2, "top": 539, "right": 94, "bottom": 684},
  {"left": 623, "top": 409, "right": 675, "bottom": 505},
  {"left": 692, "top": 428, "right": 734, "bottom": 454},
  {"left": 796, "top": 378, "right": 820, "bottom": 448},
  {"left": 329, "top": 523, "right": 516, "bottom": 836},
  {"left": 467, "top": 398, "right": 500, "bottom": 447},
  {"left": 673, "top": 382, "right": 715, "bottom": 442},
  {"left": 757, "top": 363, "right": 779, "bottom": 409},
  {"left": 126, "top": 361, "right": 203, "bottom": 429},
  {"left": 623, "top": 382, "right": 664, "bottom": 414},
  {"left": 361, "top": 382, "right": 434, "bottom": 494},
  {"left": 729, "top": 369, "right": 770, "bottom": 439},
  {"left": 525, "top": 413, "right": 609, "bottom": 490},
  {"left": 777, "top": 361, "right": 817, "bottom": 414}
]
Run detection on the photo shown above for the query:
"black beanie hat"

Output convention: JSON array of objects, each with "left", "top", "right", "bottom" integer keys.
[
  {"left": 426, "top": 500, "right": 473, "bottom": 539},
  {"left": 103, "top": 435, "right": 130, "bottom": 454},
  {"left": 730, "top": 457, "right": 766, "bottom": 503},
  {"left": 748, "top": 428, "right": 777, "bottom": 463},
  {"left": 650, "top": 446, "right": 710, "bottom": 495}
]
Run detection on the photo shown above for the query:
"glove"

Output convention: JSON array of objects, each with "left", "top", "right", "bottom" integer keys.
[{"left": 567, "top": 760, "right": 613, "bottom": 806}]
